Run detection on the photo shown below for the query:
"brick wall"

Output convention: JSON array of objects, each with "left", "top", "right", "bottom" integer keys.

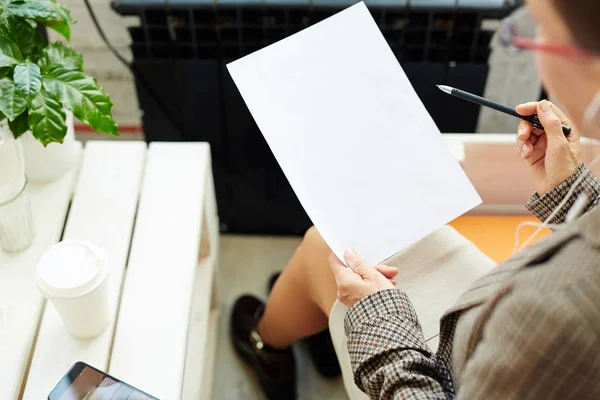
[{"left": 49, "top": 0, "right": 142, "bottom": 130}]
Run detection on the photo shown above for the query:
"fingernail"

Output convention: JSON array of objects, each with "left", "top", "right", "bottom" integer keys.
[
  {"left": 522, "top": 144, "right": 529, "bottom": 156},
  {"left": 344, "top": 249, "right": 355, "bottom": 259},
  {"left": 540, "top": 100, "right": 550, "bottom": 113},
  {"left": 518, "top": 126, "right": 525, "bottom": 136}
]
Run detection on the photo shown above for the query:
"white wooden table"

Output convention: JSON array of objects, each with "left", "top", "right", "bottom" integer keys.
[{"left": 0, "top": 141, "right": 220, "bottom": 400}]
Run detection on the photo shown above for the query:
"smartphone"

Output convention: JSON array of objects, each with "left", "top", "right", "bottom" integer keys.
[{"left": 48, "top": 361, "right": 158, "bottom": 400}]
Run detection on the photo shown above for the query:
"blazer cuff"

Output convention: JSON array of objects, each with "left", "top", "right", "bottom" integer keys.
[
  {"left": 344, "top": 289, "right": 419, "bottom": 337},
  {"left": 525, "top": 163, "right": 600, "bottom": 224}
]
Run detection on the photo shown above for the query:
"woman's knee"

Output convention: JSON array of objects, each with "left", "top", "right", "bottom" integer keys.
[
  {"left": 286, "top": 226, "right": 329, "bottom": 280},
  {"left": 301, "top": 226, "right": 330, "bottom": 254},
  {"left": 294, "top": 227, "right": 332, "bottom": 273},
  {"left": 297, "top": 226, "right": 338, "bottom": 315}
]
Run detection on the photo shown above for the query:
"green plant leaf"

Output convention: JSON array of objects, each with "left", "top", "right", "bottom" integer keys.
[
  {"left": 56, "top": 2, "right": 73, "bottom": 19},
  {"left": 35, "top": 0, "right": 75, "bottom": 23},
  {"left": 3, "top": 1, "right": 75, "bottom": 40},
  {"left": 13, "top": 19, "right": 42, "bottom": 56},
  {"left": 5, "top": 0, "right": 75, "bottom": 21},
  {"left": 0, "top": 77, "right": 27, "bottom": 120},
  {"left": 8, "top": 108, "right": 28, "bottom": 137},
  {"left": 5, "top": 1, "right": 55, "bottom": 20},
  {"left": 47, "top": 3, "right": 73, "bottom": 40},
  {"left": 0, "top": 110, "right": 5, "bottom": 122},
  {"left": 39, "top": 42, "right": 83, "bottom": 72},
  {"left": 43, "top": 65, "right": 118, "bottom": 135},
  {"left": 0, "top": 35, "right": 23, "bottom": 67},
  {"left": 28, "top": 88, "right": 66, "bottom": 145},
  {"left": 46, "top": 21, "right": 69, "bottom": 40},
  {"left": 0, "top": 13, "right": 42, "bottom": 58},
  {"left": 14, "top": 61, "right": 41, "bottom": 104},
  {"left": 0, "top": 10, "right": 11, "bottom": 35}
]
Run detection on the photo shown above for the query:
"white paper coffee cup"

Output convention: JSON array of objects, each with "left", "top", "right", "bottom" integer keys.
[{"left": 36, "top": 240, "right": 111, "bottom": 338}]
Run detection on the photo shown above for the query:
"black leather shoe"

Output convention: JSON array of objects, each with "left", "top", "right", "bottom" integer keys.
[
  {"left": 230, "top": 295, "right": 297, "bottom": 400},
  {"left": 268, "top": 273, "right": 342, "bottom": 378}
]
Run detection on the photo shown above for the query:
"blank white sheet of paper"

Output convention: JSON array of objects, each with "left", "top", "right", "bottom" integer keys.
[{"left": 227, "top": 2, "right": 481, "bottom": 266}]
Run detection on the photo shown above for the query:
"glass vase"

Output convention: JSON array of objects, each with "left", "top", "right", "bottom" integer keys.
[{"left": 0, "top": 177, "right": 35, "bottom": 253}]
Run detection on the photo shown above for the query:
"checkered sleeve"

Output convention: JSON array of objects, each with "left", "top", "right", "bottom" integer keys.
[
  {"left": 345, "top": 289, "right": 452, "bottom": 399},
  {"left": 525, "top": 163, "right": 600, "bottom": 224}
]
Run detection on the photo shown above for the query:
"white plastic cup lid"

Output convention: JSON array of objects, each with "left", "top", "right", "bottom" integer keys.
[{"left": 36, "top": 240, "right": 108, "bottom": 299}]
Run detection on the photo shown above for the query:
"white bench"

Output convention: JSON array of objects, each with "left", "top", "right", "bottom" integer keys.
[{"left": 0, "top": 141, "right": 219, "bottom": 399}]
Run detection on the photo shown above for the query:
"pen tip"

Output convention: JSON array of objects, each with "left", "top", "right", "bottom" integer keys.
[{"left": 437, "top": 85, "right": 452, "bottom": 94}]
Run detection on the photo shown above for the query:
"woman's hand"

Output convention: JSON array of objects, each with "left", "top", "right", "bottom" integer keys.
[
  {"left": 516, "top": 100, "right": 580, "bottom": 195},
  {"left": 328, "top": 249, "right": 398, "bottom": 308}
]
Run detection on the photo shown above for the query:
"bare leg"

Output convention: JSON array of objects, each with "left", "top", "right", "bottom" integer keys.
[{"left": 257, "top": 227, "right": 338, "bottom": 349}]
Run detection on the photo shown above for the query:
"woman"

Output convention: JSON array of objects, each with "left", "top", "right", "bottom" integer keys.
[{"left": 230, "top": 0, "right": 600, "bottom": 398}]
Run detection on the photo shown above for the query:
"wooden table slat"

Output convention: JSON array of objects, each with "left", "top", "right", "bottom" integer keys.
[
  {"left": 22, "top": 141, "right": 146, "bottom": 399},
  {"left": 0, "top": 157, "right": 79, "bottom": 400},
  {"left": 109, "top": 143, "right": 212, "bottom": 399}
]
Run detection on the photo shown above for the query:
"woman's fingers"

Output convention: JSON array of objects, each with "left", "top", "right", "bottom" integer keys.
[
  {"left": 517, "top": 123, "right": 544, "bottom": 158},
  {"left": 374, "top": 265, "right": 398, "bottom": 286},
  {"left": 516, "top": 102, "right": 544, "bottom": 159},
  {"left": 546, "top": 101, "right": 571, "bottom": 124},
  {"left": 517, "top": 101, "right": 571, "bottom": 125},
  {"left": 343, "top": 249, "right": 372, "bottom": 276},
  {"left": 548, "top": 102, "right": 579, "bottom": 142},
  {"left": 537, "top": 100, "right": 569, "bottom": 148},
  {"left": 515, "top": 100, "right": 580, "bottom": 194},
  {"left": 374, "top": 264, "right": 398, "bottom": 279},
  {"left": 516, "top": 100, "right": 572, "bottom": 161},
  {"left": 518, "top": 100, "right": 575, "bottom": 143},
  {"left": 516, "top": 102, "right": 540, "bottom": 117},
  {"left": 328, "top": 253, "right": 354, "bottom": 283},
  {"left": 517, "top": 120, "right": 533, "bottom": 158}
]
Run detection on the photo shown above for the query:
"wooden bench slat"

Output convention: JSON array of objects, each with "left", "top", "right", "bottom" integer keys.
[
  {"left": 183, "top": 274, "right": 220, "bottom": 400},
  {"left": 0, "top": 163, "right": 78, "bottom": 400},
  {"left": 182, "top": 160, "right": 220, "bottom": 400},
  {"left": 22, "top": 141, "right": 146, "bottom": 399},
  {"left": 109, "top": 143, "right": 212, "bottom": 399}
]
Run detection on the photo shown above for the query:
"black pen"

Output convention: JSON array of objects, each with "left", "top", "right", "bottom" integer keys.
[{"left": 437, "top": 85, "right": 572, "bottom": 136}]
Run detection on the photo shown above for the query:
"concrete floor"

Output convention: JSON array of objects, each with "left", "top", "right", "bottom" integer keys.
[{"left": 214, "top": 235, "right": 348, "bottom": 400}]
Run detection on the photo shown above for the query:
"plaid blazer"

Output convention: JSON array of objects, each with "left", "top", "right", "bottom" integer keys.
[{"left": 345, "top": 163, "right": 600, "bottom": 399}]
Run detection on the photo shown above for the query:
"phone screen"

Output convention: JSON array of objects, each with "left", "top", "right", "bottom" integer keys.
[{"left": 49, "top": 362, "right": 158, "bottom": 400}]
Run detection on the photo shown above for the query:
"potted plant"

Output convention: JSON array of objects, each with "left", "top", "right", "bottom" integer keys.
[
  {"left": 0, "top": 0, "right": 118, "bottom": 251},
  {"left": 0, "top": 0, "right": 118, "bottom": 182}
]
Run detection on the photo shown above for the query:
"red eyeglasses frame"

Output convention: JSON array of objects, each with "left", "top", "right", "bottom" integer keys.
[{"left": 511, "top": 35, "right": 593, "bottom": 59}]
